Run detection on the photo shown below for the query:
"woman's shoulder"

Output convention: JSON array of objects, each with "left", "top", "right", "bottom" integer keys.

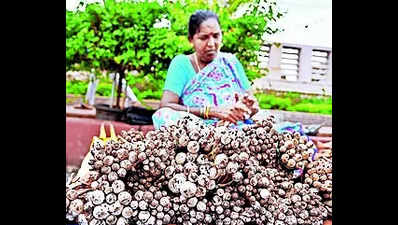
[
  {"left": 171, "top": 54, "right": 190, "bottom": 64},
  {"left": 218, "top": 52, "right": 239, "bottom": 62}
]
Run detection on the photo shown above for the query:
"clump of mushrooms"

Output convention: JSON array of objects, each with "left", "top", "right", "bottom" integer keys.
[{"left": 66, "top": 114, "right": 332, "bottom": 225}]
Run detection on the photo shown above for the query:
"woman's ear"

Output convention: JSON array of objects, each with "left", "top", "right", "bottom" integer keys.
[{"left": 189, "top": 39, "right": 195, "bottom": 50}]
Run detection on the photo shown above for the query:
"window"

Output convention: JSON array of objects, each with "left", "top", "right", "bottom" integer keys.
[
  {"left": 258, "top": 44, "right": 270, "bottom": 69},
  {"left": 281, "top": 46, "right": 300, "bottom": 81},
  {"left": 311, "top": 50, "right": 330, "bottom": 82}
]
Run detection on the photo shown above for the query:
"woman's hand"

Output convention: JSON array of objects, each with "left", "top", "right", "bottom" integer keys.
[
  {"left": 210, "top": 105, "right": 247, "bottom": 124},
  {"left": 240, "top": 93, "right": 260, "bottom": 116},
  {"left": 210, "top": 93, "right": 260, "bottom": 124}
]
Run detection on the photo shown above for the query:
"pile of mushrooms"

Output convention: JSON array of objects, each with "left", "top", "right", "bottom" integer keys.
[{"left": 66, "top": 114, "right": 332, "bottom": 225}]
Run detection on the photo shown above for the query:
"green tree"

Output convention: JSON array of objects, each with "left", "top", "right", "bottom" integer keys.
[
  {"left": 66, "top": 0, "right": 284, "bottom": 104},
  {"left": 67, "top": 0, "right": 169, "bottom": 107}
]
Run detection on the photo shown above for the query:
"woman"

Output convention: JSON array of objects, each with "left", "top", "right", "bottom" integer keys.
[{"left": 152, "top": 10, "right": 259, "bottom": 129}]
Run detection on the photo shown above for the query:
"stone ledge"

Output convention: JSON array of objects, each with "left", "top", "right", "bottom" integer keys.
[
  {"left": 318, "top": 126, "right": 332, "bottom": 137},
  {"left": 66, "top": 94, "right": 158, "bottom": 109},
  {"left": 66, "top": 105, "right": 96, "bottom": 118},
  {"left": 309, "top": 136, "right": 332, "bottom": 143},
  {"left": 254, "top": 109, "right": 332, "bottom": 126},
  {"left": 253, "top": 77, "right": 332, "bottom": 96}
]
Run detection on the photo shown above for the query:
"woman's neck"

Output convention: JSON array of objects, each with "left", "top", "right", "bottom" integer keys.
[{"left": 193, "top": 53, "right": 210, "bottom": 72}]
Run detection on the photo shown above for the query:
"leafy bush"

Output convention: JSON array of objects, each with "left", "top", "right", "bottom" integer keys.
[
  {"left": 66, "top": 80, "right": 113, "bottom": 97},
  {"left": 255, "top": 92, "right": 332, "bottom": 115},
  {"left": 96, "top": 82, "right": 113, "bottom": 96},
  {"left": 66, "top": 80, "right": 88, "bottom": 95},
  {"left": 66, "top": 0, "right": 284, "bottom": 101}
]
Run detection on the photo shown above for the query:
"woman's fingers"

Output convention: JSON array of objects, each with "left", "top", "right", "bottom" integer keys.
[
  {"left": 233, "top": 108, "right": 245, "bottom": 121},
  {"left": 229, "top": 114, "right": 241, "bottom": 124},
  {"left": 225, "top": 114, "right": 237, "bottom": 124},
  {"left": 251, "top": 102, "right": 260, "bottom": 114},
  {"left": 214, "top": 106, "right": 250, "bottom": 124},
  {"left": 243, "top": 94, "right": 257, "bottom": 107},
  {"left": 244, "top": 98, "right": 254, "bottom": 107},
  {"left": 231, "top": 108, "right": 247, "bottom": 122},
  {"left": 242, "top": 95, "right": 260, "bottom": 116},
  {"left": 225, "top": 108, "right": 241, "bottom": 124},
  {"left": 234, "top": 103, "right": 251, "bottom": 114}
]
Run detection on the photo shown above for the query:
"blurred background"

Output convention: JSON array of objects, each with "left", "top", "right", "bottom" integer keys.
[
  {"left": 66, "top": 0, "right": 331, "bottom": 115},
  {"left": 67, "top": 0, "right": 331, "bottom": 47},
  {"left": 66, "top": 0, "right": 332, "bottom": 115},
  {"left": 266, "top": 0, "right": 331, "bottom": 48}
]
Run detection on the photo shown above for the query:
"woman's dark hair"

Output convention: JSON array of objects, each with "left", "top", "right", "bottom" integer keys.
[{"left": 188, "top": 10, "right": 220, "bottom": 39}]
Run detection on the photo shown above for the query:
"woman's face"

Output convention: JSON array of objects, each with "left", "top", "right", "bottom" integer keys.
[{"left": 190, "top": 18, "right": 222, "bottom": 63}]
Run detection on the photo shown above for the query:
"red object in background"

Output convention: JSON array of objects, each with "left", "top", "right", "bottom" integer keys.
[
  {"left": 67, "top": 119, "right": 333, "bottom": 167},
  {"left": 66, "top": 117, "right": 141, "bottom": 166},
  {"left": 140, "top": 125, "right": 156, "bottom": 135},
  {"left": 309, "top": 136, "right": 332, "bottom": 143}
]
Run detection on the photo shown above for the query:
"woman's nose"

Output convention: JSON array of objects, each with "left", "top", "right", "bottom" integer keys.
[{"left": 208, "top": 37, "right": 215, "bottom": 47}]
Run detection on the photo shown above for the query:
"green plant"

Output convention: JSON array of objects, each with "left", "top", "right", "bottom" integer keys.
[
  {"left": 66, "top": 97, "right": 74, "bottom": 104},
  {"left": 67, "top": 0, "right": 284, "bottom": 102},
  {"left": 67, "top": 0, "right": 169, "bottom": 107},
  {"left": 255, "top": 92, "right": 332, "bottom": 115},
  {"left": 66, "top": 79, "right": 116, "bottom": 97},
  {"left": 66, "top": 80, "right": 88, "bottom": 95},
  {"left": 96, "top": 82, "right": 113, "bottom": 96}
]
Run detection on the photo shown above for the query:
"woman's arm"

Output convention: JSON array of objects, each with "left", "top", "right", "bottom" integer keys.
[
  {"left": 159, "top": 90, "right": 246, "bottom": 124},
  {"left": 159, "top": 90, "right": 203, "bottom": 117}
]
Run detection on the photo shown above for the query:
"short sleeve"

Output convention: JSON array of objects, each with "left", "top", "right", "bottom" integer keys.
[
  {"left": 233, "top": 55, "right": 251, "bottom": 91},
  {"left": 163, "top": 55, "right": 189, "bottom": 97}
]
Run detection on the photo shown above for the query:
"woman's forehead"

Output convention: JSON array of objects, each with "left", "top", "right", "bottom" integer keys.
[{"left": 196, "top": 18, "right": 221, "bottom": 35}]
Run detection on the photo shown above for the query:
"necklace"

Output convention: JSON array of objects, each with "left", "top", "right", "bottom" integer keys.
[{"left": 193, "top": 52, "right": 201, "bottom": 73}]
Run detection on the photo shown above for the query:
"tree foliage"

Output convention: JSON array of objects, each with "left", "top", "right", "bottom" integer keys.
[{"left": 66, "top": 0, "right": 284, "bottom": 100}]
